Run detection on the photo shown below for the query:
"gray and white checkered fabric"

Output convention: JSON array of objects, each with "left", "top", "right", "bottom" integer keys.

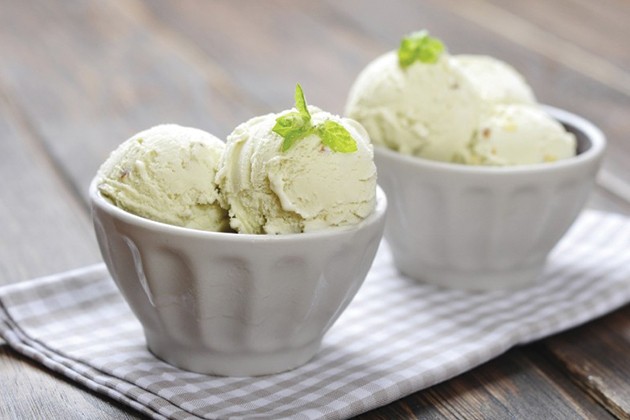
[{"left": 1, "top": 210, "right": 629, "bottom": 420}]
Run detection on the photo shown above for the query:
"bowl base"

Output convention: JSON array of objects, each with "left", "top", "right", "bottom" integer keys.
[
  {"left": 396, "top": 259, "right": 545, "bottom": 291},
  {"left": 145, "top": 332, "right": 322, "bottom": 376}
]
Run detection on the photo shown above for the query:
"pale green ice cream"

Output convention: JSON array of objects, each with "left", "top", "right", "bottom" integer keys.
[
  {"left": 453, "top": 55, "right": 536, "bottom": 106},
  {"left": 345, "top": 51, "right": 482, "bottom": 163},
  {"left": 97, "top": 124, "right": 229, "bottom": 231},
  {"left": 454, "top": 55, "right": 575, "bottom": 165},
  {"left": 470, "top": 104, "right": 576, "bottom": 166},
  {"left": 345, "top": 33, "right": 577, "bottom": 166},
  {"left": 216, "top": 107, "right": 377, "bottom": 234}
]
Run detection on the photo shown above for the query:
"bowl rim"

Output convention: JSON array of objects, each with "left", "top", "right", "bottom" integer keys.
[
  {"left": 90, "top": 179, "right": 387, "bottom": 241},
  {"left": 374, "top": 106, "right": 606, "bottom": 174}
]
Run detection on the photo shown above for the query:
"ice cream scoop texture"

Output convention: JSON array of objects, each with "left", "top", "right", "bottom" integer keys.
[
  {"left": 346, "top": 31, "right": 576, "bottom": 166},
  {"left": 97, "top": 124, "right": 229, "bottom": 231},
  {"left": 98, "top": 87, "right": 378, "bottom": 235},
  {"left": 217, "top": 87, "right": 377, "bottom": 234}
]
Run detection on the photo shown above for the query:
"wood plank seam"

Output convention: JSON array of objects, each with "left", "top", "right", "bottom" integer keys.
[
  {"left": 433, "top": 0, "right": 630, "bottom": 98},
  {"left": 538, "top": 344, "right": 629, "bottom": 420},
  {"left": 597, "top": 170, "right": 630, "bottom": 206},
  {"left": 112, "top": 0, "right": 270, "bottom": 116},
  {"left": 0, "top": 87, "right": 90, "bottom": 213}
]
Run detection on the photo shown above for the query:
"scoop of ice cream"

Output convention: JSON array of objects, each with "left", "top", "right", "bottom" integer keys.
[
  {"left": 452, "top": 54, "right": 536, "bottom": 106},
  {"left": 470, "top": 105, "right": 577, "bottom": 166},
  {"left": 346, "top": 31, "right": 577, "bottom": 166},
  {"left": 216, "top": 107, "right": 377, "bottom": 234},
  {"left": 97, "top": 124, "right": 229, "bottom": 231},
  {"left": 344, "top": 50, "right": 482, "bottom": 163}
]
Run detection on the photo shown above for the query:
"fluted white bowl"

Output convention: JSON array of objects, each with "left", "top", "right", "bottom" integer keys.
[
  {"left": 374, "top": 106, "right": 605, "bottom": 290},
  {"left": 90, "top": 182, "right": 386, "bottom": 376}
]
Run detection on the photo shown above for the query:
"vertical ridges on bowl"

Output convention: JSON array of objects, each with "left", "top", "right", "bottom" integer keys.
[
  {"left": 91, "top": 179, "right": 387, "bottom": 375},
  {"left": 194, "top": 255, "right": 252, "bottom": 352},
  {"left": 375, "top": 117, "right": 602, "bottom": 289}
]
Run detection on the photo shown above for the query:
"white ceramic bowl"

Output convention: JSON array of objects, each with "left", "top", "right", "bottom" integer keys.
[
  {"left": 90, "top": 182, "right": 386, "bottom": 376},
  {"left": 374, "top": 106, "right": 605, "bottom": 290}
]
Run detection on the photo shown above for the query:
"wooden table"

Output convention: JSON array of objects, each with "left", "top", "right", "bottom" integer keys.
[{"left": 1, "top": 1, "right": 629, "bottom": 418}]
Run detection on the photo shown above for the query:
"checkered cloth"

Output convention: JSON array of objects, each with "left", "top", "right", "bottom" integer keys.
[{"left": 1, "top": 210, "right": 629, "bottom": 420}]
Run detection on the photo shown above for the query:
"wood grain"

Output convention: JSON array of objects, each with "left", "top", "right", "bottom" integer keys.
[
  {"left": 542, "top": 306, "right": 630, "bottom": 419},
  {"left": 356, "top": 347, "right": 613, "bottom": 419},
  {"left": 0, "top": 0, "right": 255, "bottom": 203},
  {"left": 484, "top": 0, "right": 630, "bottom": 71},
  {"left": 0, "top": 347, "right": 142, "bottom": 420},
  {"left": 0, "top": 88, "right": 99, "bottom": 284},
  {"left": 0, "top": 54, "right": 141, "bottom": 420},
  {"left": 142, "top": 0, "right": 381, "bottom": 113}
]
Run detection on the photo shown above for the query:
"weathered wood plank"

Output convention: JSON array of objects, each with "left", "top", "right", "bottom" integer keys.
[
  {"left": 0, "top": 0, "right": 257, "bottom": 204},
  {"left": 0, "top": 90, "right": 99, "bottom": 284},
  {"left": 587, "top": 190, "right": 630, "bottom": 216},
  {"left": 484, "top": 0, "right": 630, "bottom": 71},
  {"left": 355, "top": 347, "right": 613, "bottom": 419},
  {"left": 0, "top": 347, "right": 143, "bottom": 420},
  {"left": 0, "top": 69, "right": 142, "bottom": 420},
  {"left": 143, "top": 0, "right": 378, "bottom": 113},
  {"left": 542, "top": 305, "right": 630, "bottom": 419}
]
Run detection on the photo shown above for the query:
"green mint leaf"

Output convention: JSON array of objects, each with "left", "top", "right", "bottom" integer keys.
[
  {"left": 398, "top": 30, "right": 445, "bottom": 69},
  {"left": 273, "top": 112, "right": 312, "bottom": 152},
  {"left": 274, "top": 84, "right": 356, "bottom": 153},
  {"left": 294, "top": 83, "right": 310, "bottom": 119},
  {"left": 274, "top": 83, "right": 315, "bottom": 152},
  {"left": 318, "top": 120, "right": 357, "bottom": 153},
  {"left": 273, "top": 112, "right": 308, "bottom": 138}
]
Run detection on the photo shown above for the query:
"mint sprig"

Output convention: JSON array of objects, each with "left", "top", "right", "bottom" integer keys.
[
  {"left": 398, "top": 30, "right": 445, "bottom": 69},
  {"left": 273, "top": 84, "right": 312, "bottom": 152},
  {"left": 273, "top": 112, "right": 311, "bottom": 151},
  {"left": 273, "top": 84, "right": 357, "bottom": 153}
]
